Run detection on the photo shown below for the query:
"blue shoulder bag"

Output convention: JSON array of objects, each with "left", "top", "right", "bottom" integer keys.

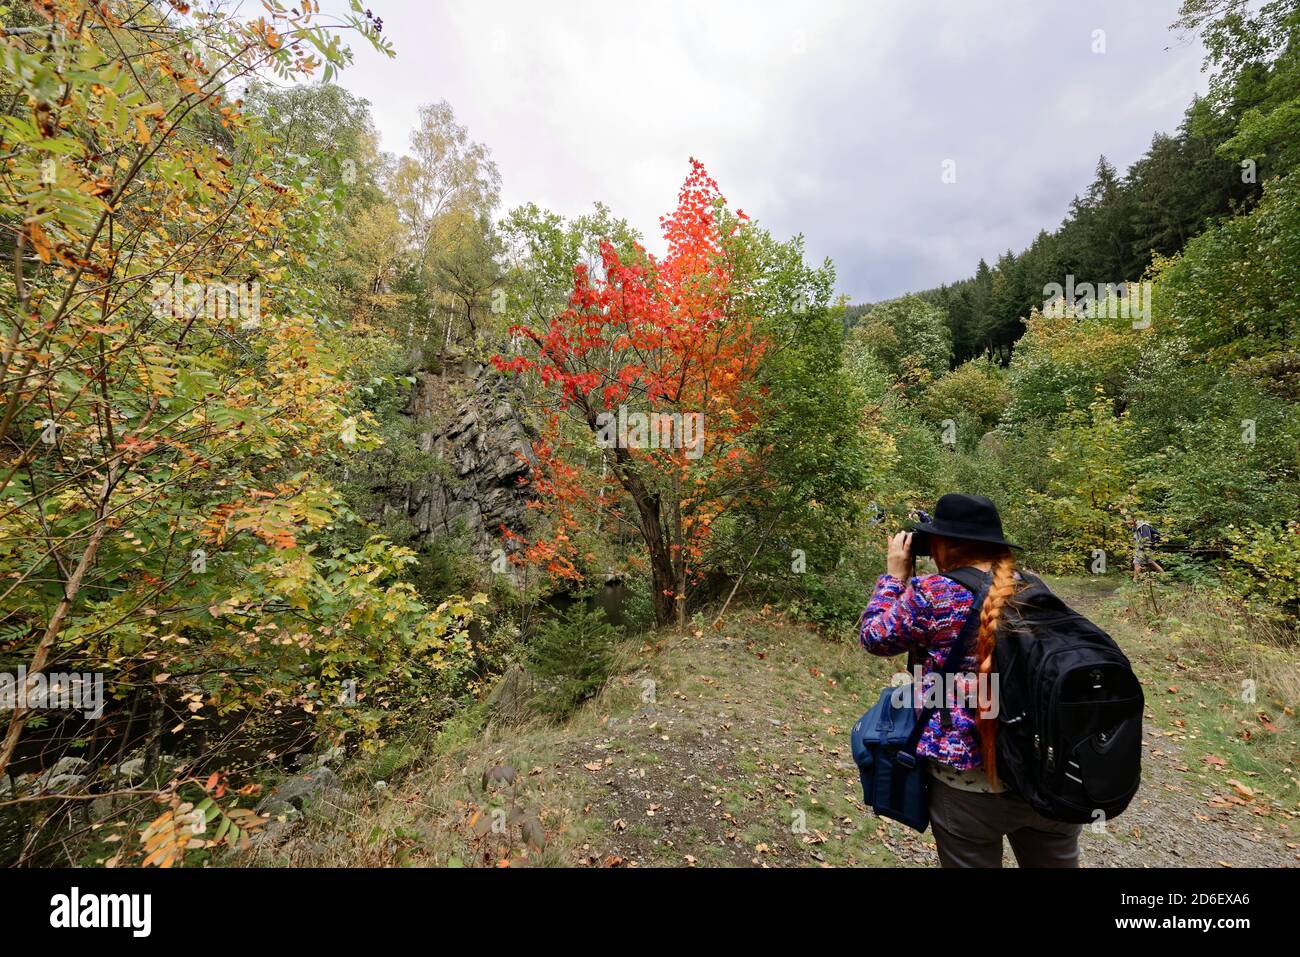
[{"left": 849, "top": 571, "right": 988, "bottom": 832}]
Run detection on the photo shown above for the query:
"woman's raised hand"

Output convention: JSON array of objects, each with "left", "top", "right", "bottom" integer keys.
[{"left": 887, "top": 531, "right": 914, "bottom": 581}]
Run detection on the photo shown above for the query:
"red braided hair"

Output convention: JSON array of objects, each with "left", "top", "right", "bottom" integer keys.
[{"left": 932, "top": 537, "right": 1018, "bottom": 787}]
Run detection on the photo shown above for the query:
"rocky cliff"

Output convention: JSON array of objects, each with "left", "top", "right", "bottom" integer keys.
[{"left": 403, "top": 355, "right": 536, "bottom": 572}]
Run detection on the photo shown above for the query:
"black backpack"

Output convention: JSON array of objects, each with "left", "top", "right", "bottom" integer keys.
[{"left": 943, "top": 567, "right": 1144, "bottom": 824}]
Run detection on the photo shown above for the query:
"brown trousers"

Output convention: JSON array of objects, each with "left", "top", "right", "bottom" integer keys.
[{"left": 928, "top": 779, "right": 1082, "bottom": 868}]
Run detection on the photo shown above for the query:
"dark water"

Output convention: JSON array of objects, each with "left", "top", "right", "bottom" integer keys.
[
  {"left": 538, "top": 573, "right": 737, "bottom": 630},
  {"left": 542, "top": 580, "right": 632, "bottom": 628}
]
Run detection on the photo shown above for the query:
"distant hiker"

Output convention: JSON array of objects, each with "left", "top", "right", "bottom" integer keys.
[
  {"left": 856, "top": 494, "right": 1082, "bottom": 867},
  {"left": 1132, "top": 520, "right": 1163, "bottom": 581}
]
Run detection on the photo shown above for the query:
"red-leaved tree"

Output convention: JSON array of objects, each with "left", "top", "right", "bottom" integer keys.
[{"left": 493, "top": 160, "right": 767, "bottom": 625}]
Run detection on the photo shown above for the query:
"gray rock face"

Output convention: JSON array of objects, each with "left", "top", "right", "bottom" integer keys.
[{"left": 403, "top": 356, "right": 536, "bottom": 578}]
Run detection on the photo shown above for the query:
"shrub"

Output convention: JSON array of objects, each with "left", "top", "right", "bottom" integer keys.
[
  {"left": 527, "top": 605, "right": 621, "bottom": 719},
  {"left": 1019, "top": 392, "right": 1142, "bottom": 573},
  {"left": 410, "top": 535, "right": 480, "bottom": 603},
  {"left": 1224, "top": 521, "right": 1300, "bottom": 623},
  {"left": 786, "top": 567, "right": 873, "bottom": 630}
]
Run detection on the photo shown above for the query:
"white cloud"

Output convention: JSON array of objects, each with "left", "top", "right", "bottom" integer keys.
[{"left": 321, "top": 0, "right": 1207, "bottom": 300}]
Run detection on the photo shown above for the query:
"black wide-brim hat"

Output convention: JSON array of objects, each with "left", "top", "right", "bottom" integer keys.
[{"left": 908, "top": 493, "right": 1021, "bottom": 557}]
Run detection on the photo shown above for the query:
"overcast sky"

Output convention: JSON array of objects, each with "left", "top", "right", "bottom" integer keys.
[{"left": 317, "top": 0, "right": 1208, "bottom": 303}]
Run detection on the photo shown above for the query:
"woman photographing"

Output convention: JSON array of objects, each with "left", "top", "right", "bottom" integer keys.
[{"left": 859, "top": 493, "right": 1083, "bottom": 867}]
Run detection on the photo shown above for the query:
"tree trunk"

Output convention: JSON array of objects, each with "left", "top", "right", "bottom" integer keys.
[
  {"left": 649, "top": 558, "right": 676, "bottom": 628},
  {"left": 625, "top": 483, "right": 676, "bottom": 628},
  {"left": 625, "top": 479, "right": 676, "bottom": 627},
  {"left": 577, "top": 397, "right": 679, "bottom": 627},
  {"left": 0, "top": 499, "right": 113, "bottom": 779},
  {"left": 675, "top": 563, "right": 687, "bottom": 628}
]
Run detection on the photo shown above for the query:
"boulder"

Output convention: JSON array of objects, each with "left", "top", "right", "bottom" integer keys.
[
  {"left": 484, "top": 663, "right": 536, "bottom": 725},
  {"left": 26, "top": 756, "right": 90, "bottom": 794},
  {"left": 255, "top": 766, "right": 342, "bottom": 821},
  {"left": 292, "top": 745, "right": 345, "bottom": 772},
  {"left": 111, "top": 756, "right": 146, "bottom": 783}
]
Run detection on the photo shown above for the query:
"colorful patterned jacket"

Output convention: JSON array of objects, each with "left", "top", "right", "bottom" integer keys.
[{"left": 858, "top": 573, "right": 985, "bottom": 771}]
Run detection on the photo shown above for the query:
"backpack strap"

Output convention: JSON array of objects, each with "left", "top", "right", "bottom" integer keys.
[
  {"left": 896, "top": 570, "right": 990, "bottom": 764},
  {"left": 940, "top": 565, "right": 989, "bottom": 597},
  {"left": 933, "top": 567, "right": 991, "bottom": 727}
]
